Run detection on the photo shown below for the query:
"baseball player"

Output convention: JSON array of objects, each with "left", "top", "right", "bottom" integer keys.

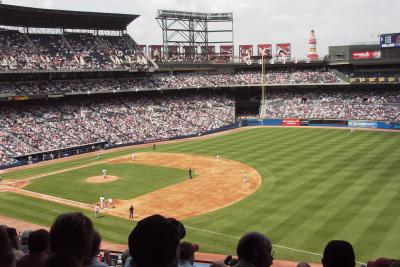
[
  {"left": 94, "top": 204, "right": 100, "bottom": 218},
  {"left": 243, "top": 171, "right": 248, "bottom": 183},
  {"left": 131, "top": 153, "right": 136, "bottom": 161},
  {"left": 97, "top": 152, "right": 100, "bottom": 159},
  {"left": 102, "top": 169, "right": 107, "bottom": 179},
  {"left": 99, "top": 196, "right": 105, "bottom": 209},
  {"left": 129, "top": 204, "right": 134, "bottom": 219},
  {"left": 216, "top": 155, "right": 220, "bottom": 161},
  {"left": 350, "top": 127, "right": 355, "bottom": 133},
  {"left": 108, "top": 197, "right": 113, "bottom": 208}
]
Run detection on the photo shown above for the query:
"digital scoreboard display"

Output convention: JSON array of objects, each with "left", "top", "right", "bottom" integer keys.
[{"left": 380, "top": 33, "right": 400, "bottom": 48}]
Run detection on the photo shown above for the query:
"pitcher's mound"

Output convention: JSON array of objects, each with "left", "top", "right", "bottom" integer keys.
[{"left": 86, "top": 175, "right": 119, "bottom": 184}]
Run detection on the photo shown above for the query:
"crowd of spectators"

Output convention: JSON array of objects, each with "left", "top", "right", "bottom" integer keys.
[
  {"left": 0, "top": 29, "right": 149, "bottom": 71},
  {"left": 1, "top": 212, "right": 399, "bottom": 267},
  {"left": 0, "top": 70, "right": 344, "bottom": 97},
  {"left": 0, "top": 91, "right": 235, "bottom": 166},
  {"left": 262, "top": 87, "right": 400, "bottom": 121}
]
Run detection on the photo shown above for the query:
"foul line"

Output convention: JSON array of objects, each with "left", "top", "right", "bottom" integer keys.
[{"left": 184, "top": 225, "right": 365, "bottom": 265}]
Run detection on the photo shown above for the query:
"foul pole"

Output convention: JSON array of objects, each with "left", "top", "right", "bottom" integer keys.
[{"left": 259, "top": 54, "right": 267, "bottom": 118}]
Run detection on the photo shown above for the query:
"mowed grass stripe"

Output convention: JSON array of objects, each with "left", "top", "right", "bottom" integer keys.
[{"left": 292, "top": 141, "right": 400, "bottom": 255}]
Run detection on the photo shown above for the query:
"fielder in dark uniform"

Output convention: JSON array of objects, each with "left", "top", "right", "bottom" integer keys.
[{"left": 129, "top": 204, "right": 134, "bottom": 219}]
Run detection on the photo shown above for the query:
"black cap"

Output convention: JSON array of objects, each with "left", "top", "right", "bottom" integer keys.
[{"left": 128, "top": 214, "right": 185, "bottom": 267}]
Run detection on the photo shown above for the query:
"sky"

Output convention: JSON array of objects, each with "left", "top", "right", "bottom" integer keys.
[{"left": 2, "top": 0, "right": 400, "bottom": 58}]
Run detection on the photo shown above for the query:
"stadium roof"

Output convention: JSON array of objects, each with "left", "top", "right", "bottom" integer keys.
[{"left": 0, "top": 4, "right": 139, "bottom": 30}]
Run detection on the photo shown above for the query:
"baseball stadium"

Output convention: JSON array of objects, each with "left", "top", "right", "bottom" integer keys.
[{"left": 0, "top": 3, "right": 399, "bottom": 267}]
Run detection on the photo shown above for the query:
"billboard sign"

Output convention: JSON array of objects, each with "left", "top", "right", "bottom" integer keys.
[
  {"left": 258, "top": 44, "right": 272, "bottom": 59},
  {"left": 348, "top": 120, "right": 378, "bottom": 128},
  {"left": 352, "top": 51, "right": 381, "bottom": 60},
  {"left": 239, "top": 45, "right": 253, "bottom": 61},
  {"left": 201, "top": 46, "right": 216, "bottom": 54},
  {"left": 149, "top": 45, "right": 162, "bottom": 60},
  {"left": 380, "top": 33, "right": 400, "bottom": 48},
  {"left": 220, "top": 45, "right": 233, "bottom": 55},
  {"left": 283, "top": 119, "right": 300, "bottom": 126},
  {"left": 276, "top": 43, "right": 291, "bottom": 60},
  {"left": 136, "top": 45, "right": 146, "bottom": 53}
]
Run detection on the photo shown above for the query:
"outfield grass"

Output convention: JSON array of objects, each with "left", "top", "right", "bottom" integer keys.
[
  {"left": 1, "top": 128, "right": 399, "bottom": 263},
  {"left": 24, "top": 163, "right": 187, "bottom": 203}
]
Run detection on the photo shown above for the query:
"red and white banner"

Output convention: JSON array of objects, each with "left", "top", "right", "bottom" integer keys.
[
  {"left": 220, "top": 45, "right": 233, "bottom": 55},
  {"left": 184, "top": 46, "right": 196, "bottom": 59},
  {"left": 167, "top": 46, "right": 179, "bottom": 57},
  {"left": 258, "top": 44, "right": 272, "bottom": 58},
  {"left": 149, "top": 45, "right": 162, "bottom": 60},
  {"left": 283, "top": 119, "right": 300, "bottom": 126},
  {"left": 136, "top": 45, "right": 146, "bottom": 53},
  {"left": 276, "top": 43, "right": 291, "bottom": 59},
  {"left": 351, "top": 51, "right": 381, "bottom": 60},
  {"left": 202, "top": 46, "right": 216, "bottom": 54},
  {"left": 239, "top": 45, "right": 253, "bottom": 61}
]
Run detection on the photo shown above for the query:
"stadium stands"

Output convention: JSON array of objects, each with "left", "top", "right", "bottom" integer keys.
[
  {"left": 0, "top": 91, "right": 235, "bottom": 166},
  {"left": 0, "top": 29, "right": 149, "bottom": 71}
]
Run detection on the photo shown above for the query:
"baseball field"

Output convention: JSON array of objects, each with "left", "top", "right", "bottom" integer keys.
[{"left": 0, "top": 127, "right": 399, "bottom": 264}]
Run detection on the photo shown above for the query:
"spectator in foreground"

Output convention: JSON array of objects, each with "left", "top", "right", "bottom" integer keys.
[
  {"left": 84, "top": 230, "right": 108, "bottom": 267},
  {"left": 48, "top": 212, "right": 94, "bottom": 265},
  {"left": 17, "top": 229, "right": 49, "bottom": 267},
  {"left": 0, "top": 225, "right": 16, "bottom": 267},
  {"left": 178, "top": 241, "right": 199, "bottom": 267},
  {"left": 233, "top": 232, "right": 273, "bottom": 267},
  {"left": 7, "top": 227, "right": 24, "bottom": 261},
  {"left": 297, "top": 263, "right": 311, "bottom": 267},
  {"left": 367, "top": 258, "right": 397, "bottom": 267},
  {"left": 45, "top": 252, "right": 83, "bottom": 267},
  {"left": 128, "top": 214, "right": 186, "bottom": 267},
  {"left": 19, "top": 230, "right": 32, "bottom": 254},
  {"left": 322, "top": 240, "right": 355, "bottom": 267}
]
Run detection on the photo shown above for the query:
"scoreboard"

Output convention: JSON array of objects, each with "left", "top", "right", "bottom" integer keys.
[{"left": 380, "top": 33, "right": 400, "bottom": 48}]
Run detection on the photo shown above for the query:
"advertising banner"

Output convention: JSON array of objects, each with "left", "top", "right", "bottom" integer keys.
[
  {"left": 239, "top": 45, "right": 253, "bottom": 61},
  {"left": 136, "top": 45, "right": 146, "bottom": 53},
  {"left": 380, "top": 33, "right": 400, "bottom": 48},
  {"left": 220, "top": 45, "right": 233, "bottom": 55},
  {"left": 202, "top": 46, "right": 216, "bottom": 55},
  {"left": 167, "top": 46, "right": 179, "bottom": 58},
  {"left": 183, "top": 46, "right": 196, "bottom": 59},
  {"left": 283, "top": 119, "right": 300, "bottom": 126},
  {"left": 276, "top": 43, "right": 291, "bottom": 60},
  {"left": 351, "top": 51, "right": 381, "bottom": 60},
  {"left": 149, "top": 45, "right": 162, "bottom": 60},
  {"left": 348, "top": 120, "right": 378, "bottom": 128},
  {"left": 258, "top": 44, "right": 272, "bottom": 59}
]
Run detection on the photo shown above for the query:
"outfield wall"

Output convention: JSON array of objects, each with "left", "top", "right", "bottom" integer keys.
[{"left": 246, "top": 119, "right": 400, "bottom": 130}]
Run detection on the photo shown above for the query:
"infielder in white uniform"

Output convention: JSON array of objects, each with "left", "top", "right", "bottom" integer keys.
[
  {"left": 108, "top": 197, "right": 113, "bottom": 208},
  {"left": 99, "top": 196, "right": 105, "bottom": 209},
  {"left": 102, "top": 169, "right": 107, "bottom": 179},
  {"left": 94, "top": 204, "right": 100, "bottom": 218},
  {"left": 131, "top": 153, "right": 136, "bottom": 161},
  {"left": 243, "top": 171, "right": 248, "bottom": 183}
]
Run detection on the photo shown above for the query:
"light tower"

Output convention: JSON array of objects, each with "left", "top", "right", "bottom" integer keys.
[{"left": 307, "top": 30, "right": 319, "bottom": 61}]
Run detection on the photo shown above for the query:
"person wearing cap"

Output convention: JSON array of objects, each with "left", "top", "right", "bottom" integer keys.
[
  {"left": 233, "top": 232, "right": 273, "bottom": 267},
  {"left": 322, "top": 240, "right": 355, "bottom": 267},
  {"left": 178, "top": 241, "right": 199, "bottom": 267},
  {"left": 127, "top": 214, "right": 186, "bottom": 267}
]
